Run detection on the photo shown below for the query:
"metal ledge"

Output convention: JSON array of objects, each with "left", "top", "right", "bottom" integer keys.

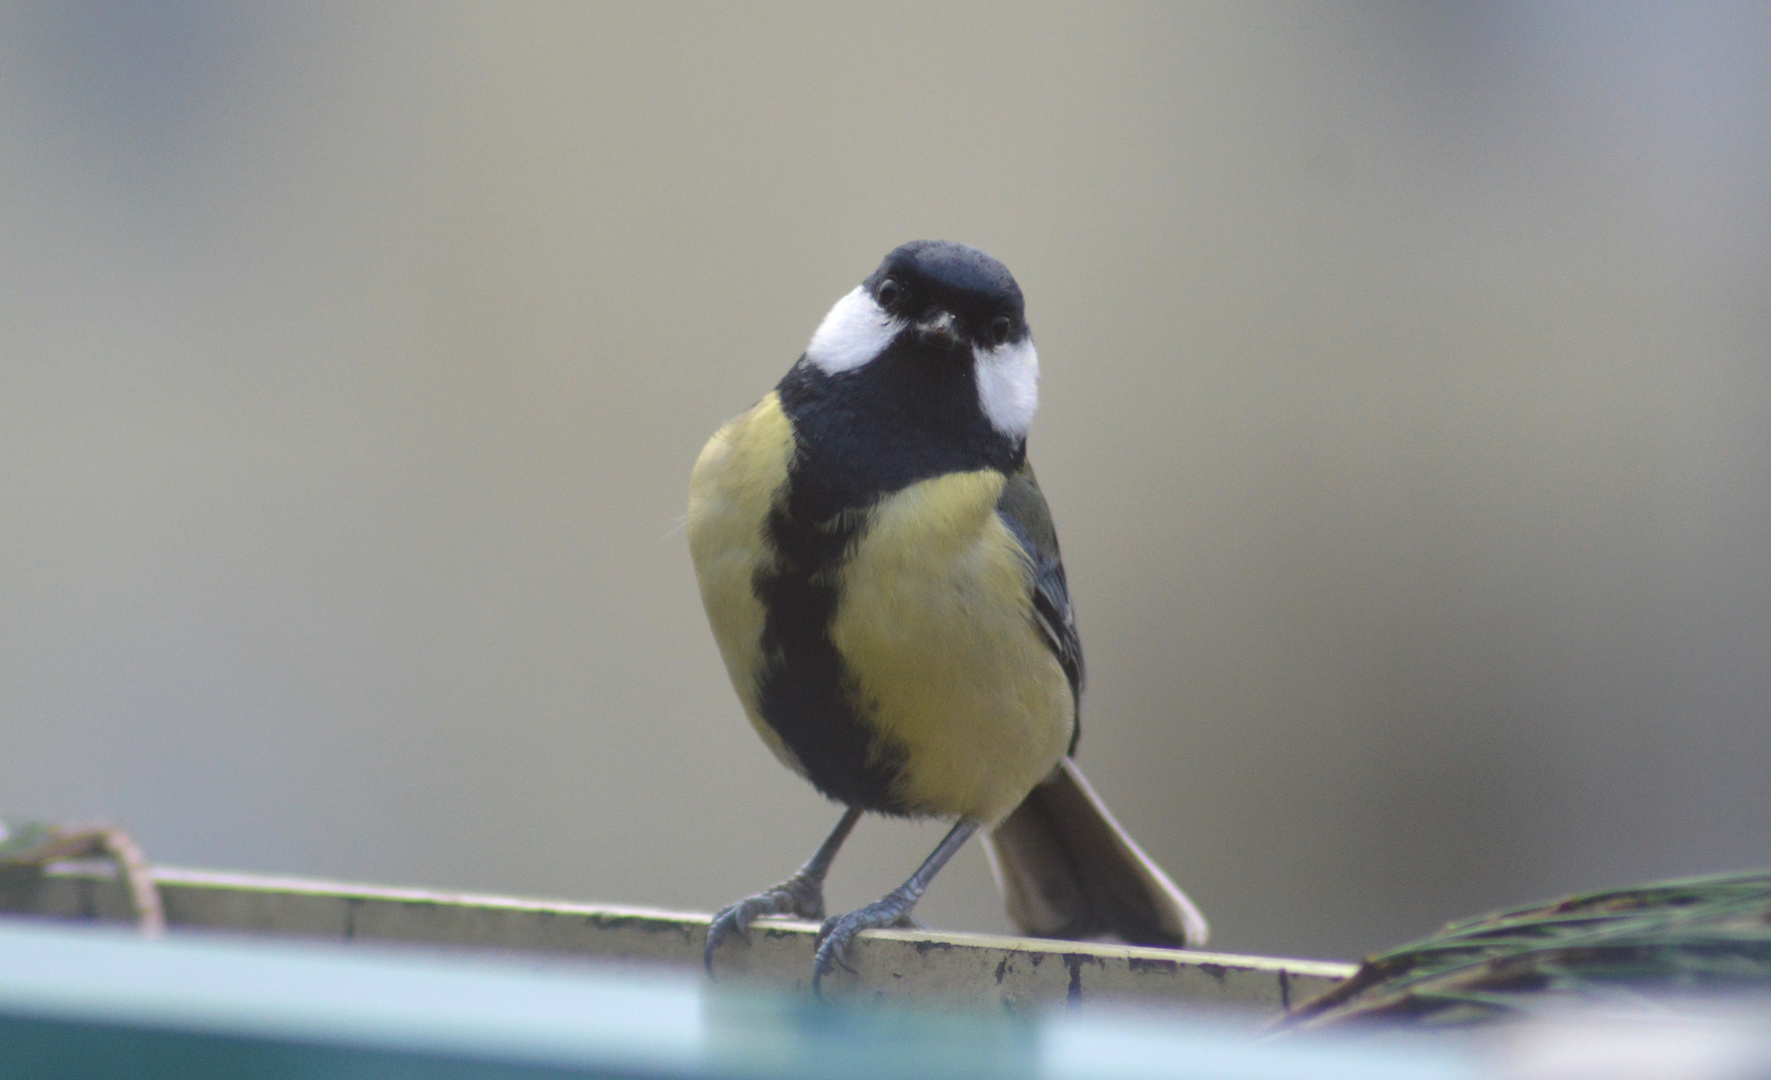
[{"left": 0, "top": 863, "right": 1353, "bottom": 1017}]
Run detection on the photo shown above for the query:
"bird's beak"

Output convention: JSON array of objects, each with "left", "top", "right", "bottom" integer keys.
[{"left": 914, "top": 311, "right": 961, "bottom": 349}]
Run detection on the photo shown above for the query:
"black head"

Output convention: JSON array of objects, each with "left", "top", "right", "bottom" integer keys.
[
  {"left": 784, "top": 240, "right": 1042, "bottom": 505},
  {"left": 862, "top": 240, "right": 1029, "bottom": 352}
]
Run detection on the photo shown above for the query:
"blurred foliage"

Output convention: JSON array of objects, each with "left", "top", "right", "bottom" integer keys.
[{"left": 1286, "top": 870, "right": 1771, "bottom": 1028}]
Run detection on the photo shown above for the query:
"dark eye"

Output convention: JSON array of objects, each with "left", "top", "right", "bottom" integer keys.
[
  {"left": 876, "top": 278, "right": 901, "bottom": 309},
  {"left": 989, "top": 315, "right": 1013, "bottom": 345}
]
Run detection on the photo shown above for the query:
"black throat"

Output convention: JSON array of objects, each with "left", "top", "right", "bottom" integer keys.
[{"left": 776, "top": 341, "right": 1024, "bottom": 528}]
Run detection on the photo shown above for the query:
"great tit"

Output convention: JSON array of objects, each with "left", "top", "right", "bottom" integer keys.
[{"left": 689, "top": 241, "right": 1207, "bottom": 988}]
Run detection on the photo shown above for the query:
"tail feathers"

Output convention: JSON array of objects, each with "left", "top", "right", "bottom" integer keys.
[{"left": 981, "top": 758, "right": 1208, "bottom": 949}]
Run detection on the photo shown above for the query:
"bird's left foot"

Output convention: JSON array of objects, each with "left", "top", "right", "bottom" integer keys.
[{"left": 811, "top": 887, "right": 922, "bottom": 993}]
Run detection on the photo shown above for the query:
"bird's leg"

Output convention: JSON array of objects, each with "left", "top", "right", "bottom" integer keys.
[
  {"left": 812, "top": 818, "right": 979, "bottom": 993},
  {"left": 704, "top": 805, "right": 863, "bottom": 973}
]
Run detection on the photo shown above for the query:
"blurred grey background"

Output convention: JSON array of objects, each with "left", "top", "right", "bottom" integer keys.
[{"left": 2, "top": 2, "right": 1767, "bottom": 962}]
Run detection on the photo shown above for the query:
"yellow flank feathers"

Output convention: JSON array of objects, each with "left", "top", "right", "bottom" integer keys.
[
  {"left": 686, "top": 392, "right": 804, "bottom": 777},
  {"left": 830, "top": 469, "right": 1074, "bottom": 824}
]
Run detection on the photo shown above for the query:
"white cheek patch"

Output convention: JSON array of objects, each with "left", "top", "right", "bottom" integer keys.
[
  {"left": 973, "top": 338, "right": 1040, "bottom": 437},
  {"left": 805, "top": 286, "right": 906, "bottom": 375}
]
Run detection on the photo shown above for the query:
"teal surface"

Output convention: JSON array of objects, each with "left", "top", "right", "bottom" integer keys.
[{"left": 0, "top": 919, "right": 1473, "bottom": 1079}]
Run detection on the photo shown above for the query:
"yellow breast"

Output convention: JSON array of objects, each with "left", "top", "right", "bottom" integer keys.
[
  {"left": 689, "top": 393, "right": 1074, "bottom": 825},
  {"left": 830, "top": 470, "right": 1074, "bottom": 824}
]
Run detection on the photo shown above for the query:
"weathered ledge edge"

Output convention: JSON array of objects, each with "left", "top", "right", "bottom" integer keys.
[{"left": 0, "top": 863, "right": 1353, "bottom": 1017}]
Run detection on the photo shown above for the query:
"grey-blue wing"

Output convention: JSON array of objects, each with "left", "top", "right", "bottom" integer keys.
[{"left": 996, "top": 461, "right": 1084, "bottom": 747}]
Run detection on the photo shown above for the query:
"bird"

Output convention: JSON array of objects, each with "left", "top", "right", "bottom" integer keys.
[{"left": 687, "top": 240, "right": 1208, "bottom": 989}]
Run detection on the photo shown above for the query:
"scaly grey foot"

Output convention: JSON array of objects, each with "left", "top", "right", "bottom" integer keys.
[
  {"left": 812, "top": 887, "right": 922, "bottom": 992},
  {"left": 704, "top": 806, "right": 865, "bottom": 975},
  {"left": 809, "top": 818, "right": 978, "bottom": 995},
  {"left": 704, "top": 870, "right": 827, "bottom": 973}
]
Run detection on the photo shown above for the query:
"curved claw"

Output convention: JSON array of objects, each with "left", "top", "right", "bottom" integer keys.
[
  {"left": 808, "top": 817, "right": 975, "bottom": 997},
  {"left": 810, "top": 890, "right": 919, "bottom": 995},
  {"left": 703, "top": 901, "right": 758, "bottom": 969},
  {"left": 704, "top": 871, "right": 828, "bottom": 974}
]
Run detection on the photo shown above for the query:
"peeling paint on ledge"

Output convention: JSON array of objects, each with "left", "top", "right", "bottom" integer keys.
[{"left": 1, "top": 863, "right": 1354, "bottom": 1018}]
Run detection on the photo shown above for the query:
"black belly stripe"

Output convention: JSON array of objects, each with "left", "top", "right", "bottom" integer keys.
[
  {"left": 752, "top": 351, "right": 1027, "bottom": 816},
  {"left": 754, "top": 506, "right": 909, "bottom": 814}
]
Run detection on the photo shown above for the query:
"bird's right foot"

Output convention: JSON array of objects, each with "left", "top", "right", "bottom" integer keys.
[{"left": 704, "top": 871, "right": 827, "bottom": 973}]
